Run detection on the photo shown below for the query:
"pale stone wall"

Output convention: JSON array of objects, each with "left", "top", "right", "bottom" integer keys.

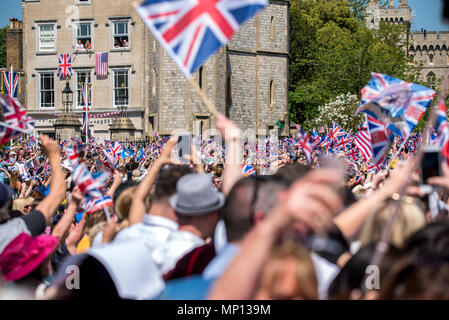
[{"left": 22, "top": 0, "right": 150, "bottom": 138}]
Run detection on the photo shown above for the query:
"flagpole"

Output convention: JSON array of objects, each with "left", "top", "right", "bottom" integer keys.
[{"left": 387, "top": 139, "right": 407, "bottom": 169}]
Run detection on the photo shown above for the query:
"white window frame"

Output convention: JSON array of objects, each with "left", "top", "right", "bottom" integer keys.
[
  {"left": 37, "top": 23, "right": 57, "bottom": 52},
  {"left": 74, "top": 21, "right": 94, "bottom": 51},
  {"left": 38, "top": 71, "right": 56, "bottom": 109},
  {"left": 74, "top": 70, "right": 93, "bottom": 109},
  {"left": 111, "top": 19, "right": 131, "bottom": 50},
  {"left": 112, "top": 68, "right": 130, "bottom": 108}
]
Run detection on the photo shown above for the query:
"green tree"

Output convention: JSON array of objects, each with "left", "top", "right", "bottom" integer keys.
[
  {"left": 0, "top": 25, "right": 7, "bottom": 68},
  {"left": 289, "top": 0, "right": 422, "bottom": 131}
]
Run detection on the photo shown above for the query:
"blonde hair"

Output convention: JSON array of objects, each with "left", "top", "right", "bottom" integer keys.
[
  {"left": 114, "top": 186, "right": 150, "bottom": 220},
  {"left": 359, "top": 197, "right": 426, "bottom": 248},
  {"left": 82, "top": 208, "right": 109, "bottom": 244},
  {"left": 255, "top": 240, "right": 318, "bottom": 300},
  {"left": 12, "top": 197, "right": 34, "bottom": 213}
]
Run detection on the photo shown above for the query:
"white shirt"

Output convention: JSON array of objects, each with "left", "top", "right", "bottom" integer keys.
[
  {"left": 157, "top": 230, "right": 204, "bottom": 275},
  {"left": 311, "top": 252, "right": 340, "bottom": 300},
  {"left": 114, "top": 215, "right": 179, "bottom": 273}
]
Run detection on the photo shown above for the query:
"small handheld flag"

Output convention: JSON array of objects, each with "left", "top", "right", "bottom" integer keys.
[{"left": 135, "top": 0, "right": 268, "bottom": 78}]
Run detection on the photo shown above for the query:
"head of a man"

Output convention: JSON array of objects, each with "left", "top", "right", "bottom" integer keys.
[
  {"left": 222, "top": 175, "right": 289, "bottom": 243},
  {"left": 169, "top": 173, "right": 224, "bottom": 239}
]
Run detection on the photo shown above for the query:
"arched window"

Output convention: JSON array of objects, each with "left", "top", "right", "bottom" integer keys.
[
  {"left": 409, "top": 54, "right": 414, "bottom": 61},
  {"left": 423, "top": 45, "right": 428, "bottom": 51},
  {"left": 416, "top": 45, "right": 421, "bottom": 51},
  {"left": 400, "top": 17, "right": 404, "bottom": 23},
  {"left": 427, "top": 72, "right": 436, "bottom": 82},
  {"left": 390, "top": 17, "right": 394, "bottom": 23},
  {"left": 443, "top": 44, "right": 448, "bottom": 51},
  {"left": 152, "top": 67, "right": 156, "bottom": 97},
  {"left": 409, "top": 45, "right": 414, "bottom": 51},
  {"left": 270, "top": 16, "right": 275, "bottom": 41},
  {"left": 199, "top": 66, "right": 203, "bottom": 90},
  {"left": 269, "top": 80, "right": 275, "bottom": 107},
  {"left": 436, "top": 45, "right": 441, "bottom": 51},
  {"left": 429, "top": 54, "right": 434, "bottom": 64},
  {"left": 429, "top": 45, "right": 435, "bottom": 51},
  {"left": 226, "top": 74, "right": 232, "bottom": 107}
]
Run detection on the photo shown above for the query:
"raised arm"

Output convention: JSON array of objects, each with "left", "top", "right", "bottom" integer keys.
[
  {"left": 127, "top": 137, "right": 177, "bottom": 225},
  {"left": 208, "top": 168, "right": 344, "bottom": 300},
  {"left": 51, "top": 187, "right": 83, "bottom": 245},
  {"left": 216, "top": 113, "right": 242, "bottom": 196},
  {"left": 35, "top": 135, "right": 67, "bottom": 224}
]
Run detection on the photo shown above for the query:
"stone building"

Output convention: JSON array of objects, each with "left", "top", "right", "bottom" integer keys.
[
  {"left": 22, "top": 0, "right": 150, "bottom": 140},
  {"left": 148, "top": 0, "right": 290, "bottom": 136},
  {"left": 2, "top": 18, "right": 26, "bottom": 106},
  {"left": 366, "top": 0, "right": 449, "bottom": 83},
  {"left": 20, "top": 0, "right": 289, "bottom": 139}
]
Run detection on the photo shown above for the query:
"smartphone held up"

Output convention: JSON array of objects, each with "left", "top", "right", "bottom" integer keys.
[{"left": 420, "top": 146, "right": 443, "bottom": 185}]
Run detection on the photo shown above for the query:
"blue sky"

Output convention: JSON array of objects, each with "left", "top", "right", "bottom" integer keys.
[{"left": 0, "top": 0, "right": 448, "bottom": 31}]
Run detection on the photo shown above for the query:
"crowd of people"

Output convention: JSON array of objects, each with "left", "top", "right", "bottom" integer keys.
[{"left": 0, "top": 112, "right": 449, "bottom": 300}]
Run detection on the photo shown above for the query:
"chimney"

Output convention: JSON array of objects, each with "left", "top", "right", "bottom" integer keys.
[{"left": 6, "top": 18, "right": 23, "bottom": 70}]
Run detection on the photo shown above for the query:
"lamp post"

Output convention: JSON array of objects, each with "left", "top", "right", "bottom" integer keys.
[
  {"left": 62, "top": 81, "right": 73, "bottom": 113},
  {"left": 54, "top": 81, "right": 81, "bottom": 142}
]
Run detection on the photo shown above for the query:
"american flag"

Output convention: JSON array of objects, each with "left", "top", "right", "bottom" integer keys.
[
  {"left": 356, "top": 72, "right": 434, "bottom": 140},
  {"left": 96, "top": 52, "right": 109, "bottom": 77},
  {"left": 58, "top": 54, "right": 72, "bottom": 78},
  {"left": 354, "top": 120, "right": 373, "bottom": 161},
  {"left": 0, "top": 94, "right": 34, "bottom": 145},
  {"left": 136, "top": 0, "right": 268, "bottom": 77},
  {"left": 2, "top": 71, "right": 19, "bottom": 98}
]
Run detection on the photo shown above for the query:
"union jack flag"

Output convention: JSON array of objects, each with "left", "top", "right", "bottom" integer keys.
[
  {"left": 356, "top": 72, "right": 435, "bottom": 140},
  {"left": 0, "top": 95, "right": 34, "bottom": 145},
  {"left": 328, "top": 121, "right": 347, "bottom": 143},
  {"left": 102, "top": 148, "right": 119, "bottom": 171},
  {"left": 2, "top": 71, "right": 19, "bottom": 98},
  {"left": 111, "top": 141, "right": 123, "bottom": 157},
  {"left": 84, "top": 195, "right": 113, "bottom": 215},
  {"left": 72, "top": 163, "right": 111, "bottom": 199},
  {"left": 82, "top": 83, "right": 89, "bottom": 136},
  {"left": 65, "top": 143, "right": 87, "bottom": 168},
  {"left": 366, "top": 115, "right": 390, "bottom": 165},
  {"left": 431, "top": 100, "right": 449, "bottom": 164},
  {"left": 58, "top": 54, "right": 72, "bottom": 78},
  {"left": 295, "top": 126, "right": 316, "bottom": 162},
  {"left": 320, "top": 134, "right": 330, "bottom": 149},
  {"left": 242, "top": 164, "right": 256, "bottom": 177},
  {"left": 136, "top": 0, "right": 268, "bottom": 77}
]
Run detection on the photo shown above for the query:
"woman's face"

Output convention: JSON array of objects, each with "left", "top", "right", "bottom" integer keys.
[{"left": 23, "top": 204, "right": 32, "bottom": 215}]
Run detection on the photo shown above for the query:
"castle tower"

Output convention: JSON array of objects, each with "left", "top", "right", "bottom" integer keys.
[{"left": 149, "top": 1, "right": 290, "bottom": 136}]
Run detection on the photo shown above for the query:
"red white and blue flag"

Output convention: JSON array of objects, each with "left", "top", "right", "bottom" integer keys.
[
  {"left": 356, "top": 72, "right": 434, "bottom": 141},
  {"left": 242, "top": 164, "right": 256, "bottom": 177},
  {"left": 82, "top": 83, "right": 89, "bottom": 136},
  {"left": 72, "top": 163, "right": 111, "bottom": 199},
  {"left": 366, "top": 115, "right": 390, "bottom": 165},
  {"left": 65, "top": 143, "right": 87, "bottom": 168},
  {"left": 111, "top": 141, "right": 123, "bottom": 157},
  {"left": 136, "top": 0, "right": 268, "bottom": 77},
  {"left": 58, "top": 54, "right": 72, "bottom": 78},
  {"left": 354, "top": 119, "right": 373, "bottom": 161},
  {"left": 431, "top": 100, "right": 449, "bottom": 164},
  {"left": 2, "top": 71, "right": 19, "bottom": 98},
  {"left": 328, "top": 121, "right": 347, "bottom": 144},
  {"left": 96, "top": 52, "right": 109, "bottom": 77},
  {"left": 295, "top": 125, "right": 316, "bottom": 162},
  {"left": 0, "top": 94, "right": 34, "bottom": 145},
  {"left": 84, "top": 195, "right": 113, "bottom": 215}
]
